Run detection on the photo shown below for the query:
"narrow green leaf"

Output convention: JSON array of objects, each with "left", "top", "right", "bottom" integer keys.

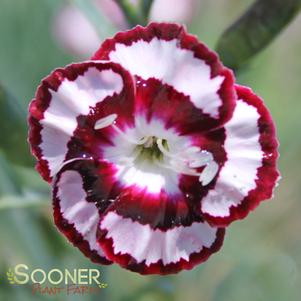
[
  {"left": 0, "top": 152, "right": 47, "bottom": 210},
  {"left": 0, "top": 151, "right": 22, "bottom": 195},
  {"left": 0, "top": 152, "right": 54, "bottom": 268},
  {"left": 216, "top": 0, "right": 301, "bottom": 70},
  {"left": 0, "top": 85, "right": 32, "bottom": 166},
  {"left": 140, "top": 0, "right": 153, "bottom": 21},
  {"left": 14, "top": 166, "right": 49, "bottom": 194},
  {"left": 0, "top": 195, "right": 47, "bottom": 210},
  {"left": 115, "top": 0, "right": 143, "bottom": 26}
]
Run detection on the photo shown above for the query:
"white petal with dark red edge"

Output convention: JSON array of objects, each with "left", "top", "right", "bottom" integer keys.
[
  {"left": 53, "top": 161, "right": 111, "bottom": 264},
  {"left": 200, "top": 85, "right": 279, "bottom": 226},
  {"left": 28, "top": 61, "right": 134, "bottom": 182},
  {"left": 42, "top": 66, "right": 123, "bottom": 177},
  {"left": 97, "top": 210, "right": 225, "bottom": 275},
  {"left": 93, "top": 23, "right": 236, "bottom": 126},
  {"left": 202, "top": 100, "right": 262, "bottom": 215},
  {"left": 109, "top": 38, "right": 224, "bottom": 117}
]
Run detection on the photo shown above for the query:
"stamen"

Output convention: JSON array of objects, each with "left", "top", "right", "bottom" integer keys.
[
  {"left": 185, "top": 146, "right": 201, "bottom": 154},
  {"left": 157, "top": 139, "right": 218, "bottom": 186},
  {"left": 94, "top": 114, "right": 117, "bottom": 130},
  {"left": 157, "top": 139, "right": 174, "bottom": 158},
  {"left": 199, "top": 161, "right": 219, "bottom": 186},
  {"left": 188, "top": 151, "right": 213, "bottom": 168},
  {"left": 111, "top": 124, "right": 149, "bottom": 145},
  {"left": 94, "top": 114, "right": 149, "bottom": 145},
  {"left": 143, "top": 136, "right": 155, "bottom": 148},
  {"left": 169, "top": 160, "right": 201, "bottom": 176},
  {"left": 156, "top": 159, "right": 200, "bottom": 177}
]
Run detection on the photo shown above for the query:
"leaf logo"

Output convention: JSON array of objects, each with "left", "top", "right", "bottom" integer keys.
[
  {"left": 6, "top": 268, "right": 15, "bottom": 284},
  {"left": 98, "top": 282, "right": 108, "bottom": 289}
]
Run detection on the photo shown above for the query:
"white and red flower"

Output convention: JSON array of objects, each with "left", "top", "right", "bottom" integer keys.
[{"left": 28, "top": 23, "right": 279, "bottom": 275}]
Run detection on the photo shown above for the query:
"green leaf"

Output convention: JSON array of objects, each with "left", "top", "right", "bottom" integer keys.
[
  {"left": 213, "top": 253, "right": 298, "bottom": 301},
  {"left": 0, "top": 195, "right": 47, "bottom": 210},
  {"left": 14, "top": 166, "right": 49, "bottom": 193},
  {"left": 0, "top": 0, "right": 72, "bottom": 105},
  {"left": 216, "top": 0, "right": 301, "bottom": 70},
  {"left": 0, "top": 85, "right": 33, "bottom": 166},
  {"left": 115, "top": 0, "right": 154, "bottom": 27},
  {"left": 115, "top": 0, "right": 144, "bottom": 26},
  {"left": 0, "top": 151, "right": 22, "bottom": 195},
  {"left": 0, "top": 152, "right": 47, "bottom": 209},
  {"left": 140, "top": 0, "right": 153, "bottom": 21}
]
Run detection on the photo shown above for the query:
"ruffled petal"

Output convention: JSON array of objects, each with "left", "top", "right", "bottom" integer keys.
[
  {"left": 93, "top": 22, "right": 236, "bottom": 129},
  {"left": 200, "top": 85, "right": 280, "bottom": 226},
  {"left": 97, "top": 208, "right": 225, "bottom": 275},
  {"left": 52, "top": 158, "right": 119, "bottom": 264},
  {"left": 28, "top": 61, "right": 134, "bottom": 182}
]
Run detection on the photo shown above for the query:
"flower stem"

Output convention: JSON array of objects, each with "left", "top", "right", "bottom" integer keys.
[
  {"left": 115, "top": 0, "right": 153, "bottom": 27},
  {"left": 216, "top": 0, "right": 301, "bottom": 70},
  {"left": 115, "top": 0, "right": 143, "bottom": 26},
  {"left": 140, "top": 0, "right": 153, "bottom": 22}
]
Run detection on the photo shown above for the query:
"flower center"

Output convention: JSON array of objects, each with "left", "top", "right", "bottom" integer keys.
[
  {"left": 135, "top": 136, "right": 167, "bottom": 162},
  {"left": 94, "top": 114, "right": 219, "bottom": 186}
]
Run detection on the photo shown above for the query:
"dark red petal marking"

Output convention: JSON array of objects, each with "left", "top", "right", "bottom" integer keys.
[
  {"left": 93, "top": 22, "right": 236, "bottom": 129},
  {"left": 64, "top": 97, "right": 136, "bottom": 164},
  {"left": 28, "top": 61, "right": 135, "bottom": 182},
  {"left": 109, "top": 167, "right": 216, "bottom": 231},
  {"left": 52, "top": 158, "right": 122, "bottom": 265},
  {"left": 200, "top": 85, "right": 280, "bottom": 226},
  {"left": 97, "top": 208, "right": 225, "bottom": 275},
  {"left": 135, "top": 77, "right": 228, "bottom": 133},
  {"left": 111, "top": 183, "right": 203, "bottom": 231}
]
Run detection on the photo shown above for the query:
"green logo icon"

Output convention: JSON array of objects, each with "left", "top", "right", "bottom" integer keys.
[{"left": 6, "top": 268, "right": 15, "bottom": 284}]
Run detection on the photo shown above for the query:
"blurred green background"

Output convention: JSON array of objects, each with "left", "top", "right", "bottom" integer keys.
[{"left": 0, "top": 0, "right": 300, "bottom": 300}]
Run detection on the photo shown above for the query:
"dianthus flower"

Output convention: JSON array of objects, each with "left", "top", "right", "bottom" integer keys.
[{"left": 29, "top": 23, "right": 279, "bottom": 274}]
